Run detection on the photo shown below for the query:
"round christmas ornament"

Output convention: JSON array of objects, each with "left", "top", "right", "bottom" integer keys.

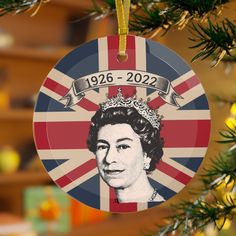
[{"left": 33, "top": 34, "right": 211, "bottom": 213}]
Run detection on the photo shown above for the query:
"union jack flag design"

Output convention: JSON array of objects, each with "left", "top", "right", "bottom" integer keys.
[{"left": 33, "top": 35, "right": 211, "bottom": 212}]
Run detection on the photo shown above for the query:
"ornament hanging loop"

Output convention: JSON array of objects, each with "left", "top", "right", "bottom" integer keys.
[{"left": 115, "top": 0, "right": 131, "bottom": 61}]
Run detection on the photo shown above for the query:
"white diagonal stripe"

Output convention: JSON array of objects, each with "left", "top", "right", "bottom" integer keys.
[
  {"left": 161, "top": 158, "right": 195, "bottom": 177},
  {"left": 39, "top": 86, "right": 90, "bottom": 113},
  {"left": 171, "top": 70, "right": 196, "bottom": 87},
  {"left": 159, "top": 84, "right": 206, "bottom": 115},
  {"left": 147, "top": 70, "right": 195, "bottom": 100},
  {"left": 48, "top": 68, "right": 108, "bottom": 104},
  {"left": 49, "top": 157, "right": 94, "bottom": 180},
  {"left": 63, "top": 168, "right": 98, "bottom": 192},
  {"left": 150, "top": 170, "right": 185, "bottom": 192},
  {"left": 48, "top": 68, "right": 74, "bottom": 88}
]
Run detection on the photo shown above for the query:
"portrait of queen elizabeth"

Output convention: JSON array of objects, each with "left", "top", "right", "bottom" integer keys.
[{"left": 87, "top": 88, "right": 165, "bottom": 203}]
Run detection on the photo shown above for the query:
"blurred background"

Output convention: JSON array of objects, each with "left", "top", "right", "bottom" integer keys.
[{"left": 0, "top": 0, "right": 235, "bottom": 235}]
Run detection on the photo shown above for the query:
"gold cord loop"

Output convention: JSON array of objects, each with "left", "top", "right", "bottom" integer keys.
[{"left": 115, "top": 0, "right": 131, "bottom": 57}]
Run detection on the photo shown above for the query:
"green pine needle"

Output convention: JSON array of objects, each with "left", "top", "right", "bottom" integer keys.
[
  {"left": 202, "top": 148, "right": 236, "bottom": 188},
  {"left": 162, "top": 0, "right": 230, "bottom": 17},
  {"left": 0, "top": 0, "right": 45, "bottom": 16},
  {"left": 129, "top": 5, "right": 173, "bottom": 34},
  {"left": 218, "top": 125, "right": 236, "bottom": 144},
  {"left": 189, "top": 18, "right": 236, "bottom": 64},
  {"left": 155, "top": 139, "right": 236, "bottom": 235}
]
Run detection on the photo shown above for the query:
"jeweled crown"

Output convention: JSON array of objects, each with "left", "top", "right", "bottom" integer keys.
[{"left": 101, "top": 88, "right": 161, "bottom": 129}]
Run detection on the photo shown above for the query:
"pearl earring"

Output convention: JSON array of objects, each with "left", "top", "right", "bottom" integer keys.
[
  {"left": 144, "top": 153, "right": 150, "bottom": 170},
  {"left": 144, "top": 162, "right": 150, "bottom": 170}
]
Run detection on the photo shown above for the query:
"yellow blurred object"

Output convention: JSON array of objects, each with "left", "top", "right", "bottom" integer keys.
[
  {"left": 230, "top": 103, "right": 236, "bottom": 116},
  {"left": 222, "top": 218, "right": 232, "bottom": 230},
  {"left": 0, "top": 29, "right": 14, "bottom": 48},
  {"left": 215, "top": 177, "right": 233, "bottom": 192},
  {"left": 214, "top": 177, "right": 234, "bottom": 201},
  {"left": 225, "top": 117, "right": 236, "bottom": 129},
  {"left": 0, "top": 147, "right": 20, "bottom": 173},
  {"left": 0, "top": 90, "right": 9, "bottom": 109},
  {"left": 39, "top": 198, "right": 61, "bottom": 221},
  {"left": 222, "top": 192, "right": 236, "bottom": 206},
  {"left": 195, "top": 230, "right": 205, "bottom": 236},
  {"left": 215, "top": 217, "right": 232, "bottom": 230}
]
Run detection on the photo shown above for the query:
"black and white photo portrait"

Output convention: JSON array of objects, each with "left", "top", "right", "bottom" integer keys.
[{"left": 87, "top": 89, "right": 165, "bottom": 203}]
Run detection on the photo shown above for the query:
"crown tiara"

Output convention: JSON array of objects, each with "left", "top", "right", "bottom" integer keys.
[{"left": 100, "top": 88, "right": 161, "bottom": 129}]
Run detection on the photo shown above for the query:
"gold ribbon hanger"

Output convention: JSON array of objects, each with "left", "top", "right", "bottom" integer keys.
[{"left": 115, "top": 0, "right": 131, "bottom": 61}]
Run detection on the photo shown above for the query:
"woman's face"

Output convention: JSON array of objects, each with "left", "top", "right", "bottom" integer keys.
[{"left": 95, "top": 123, "right": 145, "bottom": 189}]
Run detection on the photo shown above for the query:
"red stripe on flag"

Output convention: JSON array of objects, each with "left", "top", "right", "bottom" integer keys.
[
  {"left": 33, "top": 119, "right": 210, "bottom": 149},
  {"left": 33, "top": 121, "right": 91, "bottom": 149},
  {"left": 78, "top": 98, "right": 99, "bottom": 111},
  {"left": 156, "top": 161, "right": 192, "bottom": 185},
  {"left": 44, "top": 78, "right": 99, "bottom": 111},
  {"left": 55, "top": 159, "right": 97, "bottom": 188},
  {"left": 33, "top": 122, "right": 50, "bottom": 149},
  {"left": 148, "top": 97, "right": 165, "bottom": 109},
  {"left": 161, "top": 120, "right": 211, "bottom": 148},
  {"left": 107, "top": 35, "right": 136, "bottom": 70},
  {"left": 109, "top": 188, "right": 137, "bottom": 212},
  {"left": 44, "top": 78, "right": 68, "bottom": 96},
  {"left": 148, "top": 75, "right": 200, "bottom": 109},
  {"left": 108, "top": 86, "right": 136, "bottom": 98},
  {"left": 175, "top": 75, "right": 199, "bottom": 94}
]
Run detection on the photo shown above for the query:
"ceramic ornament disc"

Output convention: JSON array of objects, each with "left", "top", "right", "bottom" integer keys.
[{"left": 33, "top": 35, "right": 211, "bottom": 213}]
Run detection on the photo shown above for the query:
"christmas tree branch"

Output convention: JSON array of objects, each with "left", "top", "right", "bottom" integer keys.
[
  {"left": 189, "top": 18, "right": 236, "bottom": 66},
  {"left": 90, "top": 0, "right": 235, "bottom": 65},
  {"left": 218, "top": 126, "right": 236, "bottom": 143},
  {"left": 0, "top": 0, "right": 49, "bottom": 16},
  {"left": 155, "top": 127, "right": 236, "bottom": 236},
  {"left": 0, "top": 1, "right": 235, "bottom": 64}
]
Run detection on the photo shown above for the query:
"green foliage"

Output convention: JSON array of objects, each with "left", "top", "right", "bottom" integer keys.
[
  {"left": 155, "top": 127, "right": 236, "bottom": 236},
  {"left": 1, "top": 0, "right": 235, "bottom": 64},
  {"left": 0, "top": 0, "right": 43, "bottom": 16},
  {"left": 104, "top": 0, "right": 116, "bottom": 9},
  {"left": 218, "top": 125, "right": 236, "bottom": 144},
  {"left": 202, "top": 148, "right": 236, "bottom": 188},
  {"left": 90, "top": 0, "right": 235, "bottom": 65},
  {"left": 129, "top": 5, "right": 173, "bottom": 34},
  {"left": 163, "top": 0, "right": 230, "bottom": 17},
  {"left": 157, "top": 199, "right": 235, "bottom": 235},
  {"left": 190, "top": 19, "right": 236, "bottom": 65}
]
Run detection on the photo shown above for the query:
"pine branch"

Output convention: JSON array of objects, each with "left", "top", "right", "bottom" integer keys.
[
  {"left": 155, "top": 128, "right": 236, "bottom": 236},
  {"left": 129, "top": 5, "right": 175, "bottom": 35},
  {"left": 222, "top": 53, "right": 236, "bottom": 62},
  {"left": 157, "top": 199, "right": 236, "bottom": 235},
  {"left": 162, "top": 0, "right": 230, "bottom": 18},
  {"left": 218, "top": 125, "right": 236, "bottom": 143},
  {"left": 202, "top": 147, "right": 236, "bottom": 188},
  {"left": 90, "top": 1, "right": 234, "bottom": 65},
  {"left": 189, "top": 18, "right": 236, "bottom": 66},
  {"left": 156, "top": 149, "right": 236, "bottom": 236},
  {"left": 0, "top": 0, "right": 48, "bottom": 16}
]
